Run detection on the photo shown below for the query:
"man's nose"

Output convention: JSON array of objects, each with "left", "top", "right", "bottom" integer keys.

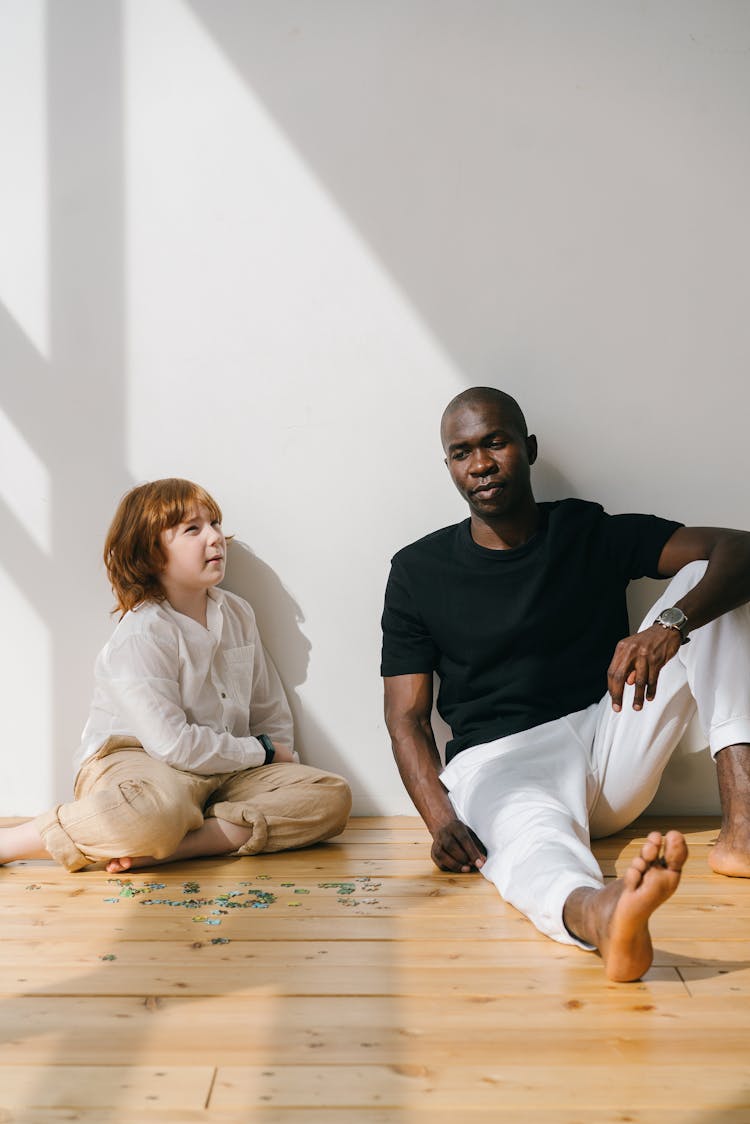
[{"left": 469, "top": 449, "right": 497, "bottom": 476}]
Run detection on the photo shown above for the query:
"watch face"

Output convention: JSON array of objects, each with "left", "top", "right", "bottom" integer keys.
[{"left": 660, "top": 607, "right": 686, "bottom": 627}]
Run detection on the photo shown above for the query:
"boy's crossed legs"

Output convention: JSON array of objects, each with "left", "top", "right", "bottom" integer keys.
[{"left": 0, "top": 743, "right": 351, "bottom": 872}]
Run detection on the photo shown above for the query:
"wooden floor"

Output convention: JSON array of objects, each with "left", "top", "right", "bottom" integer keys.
[{"left": 0, "top": 816, "right": 749, "bottom": 1123}]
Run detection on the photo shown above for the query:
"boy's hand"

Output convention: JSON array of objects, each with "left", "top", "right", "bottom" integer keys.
[{"left": 272, "top": 742, "right": 296, "bottom": 763}]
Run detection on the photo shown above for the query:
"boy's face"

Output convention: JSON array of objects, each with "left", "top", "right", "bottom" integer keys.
[{"left": 159, "top": 504, "right": 226, "bottom": 599}]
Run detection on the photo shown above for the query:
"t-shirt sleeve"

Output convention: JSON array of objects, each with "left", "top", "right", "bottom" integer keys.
[
  {"left": 604, "top": 513, "right": 684, "bottom": 580},
  {"left": 380, "top": 554, "right": 439, "bottom": 677}
]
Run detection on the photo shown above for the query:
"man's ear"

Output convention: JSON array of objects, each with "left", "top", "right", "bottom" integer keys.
[{"left": 526, "top": 435, "right": 538, "bottom": 465}]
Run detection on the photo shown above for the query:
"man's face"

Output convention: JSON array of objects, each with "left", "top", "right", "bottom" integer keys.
[{"left": 442, "top": 401, "right": 537, "bottom": 519}]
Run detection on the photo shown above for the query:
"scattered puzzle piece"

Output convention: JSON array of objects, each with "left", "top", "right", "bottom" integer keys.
[{"left": 319, "top": 882, "right": 356, "bottom": 894}]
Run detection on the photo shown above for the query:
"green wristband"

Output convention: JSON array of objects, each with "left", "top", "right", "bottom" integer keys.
[{"left": 257, "top": 734, "right": 275, "bottom": 765}]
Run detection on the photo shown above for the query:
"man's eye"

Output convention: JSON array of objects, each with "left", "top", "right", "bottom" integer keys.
[
  {"left": 452, "top": 450, "right": 467, "bottom": 461},
  {"left": 490, "top": 441, "right": 507, "bottom": 449}
]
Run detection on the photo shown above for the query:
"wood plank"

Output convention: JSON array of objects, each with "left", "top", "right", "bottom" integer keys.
[
  {"left": 0, "top": 885, "right": 512, "bottom": 912},
  {"left": 0, "top": 873, "right": 494, "bottom": 900},
  {"left": 211, "top": 1062, "right": 750, "bottom": 1109},
  {"left": 0, "top": 1066, "right": 213, "bottom": 1109},
  {"left": 7, "top": 870, "right": 749, "bottom": 903},
  {"left": 0, "top": 935, "right": 743, "bottom": 971},
  {"left": 0, "top": 812, "right": 745, "bottom": 1124},
  {"left": 8, "top": 1111, "right": 750, "bottom": 1124},
  {"left": 1, "top": 906, "right": 745, "bottom": 941},
  {"left": 1, "top": 994, "right": 750, "bottom": 1066},
  {"left": 678, "top": 964, "right": 750, "bottom": 996},
  {"left": 0, "top": 959, "right": 685, "bottom": 999}
]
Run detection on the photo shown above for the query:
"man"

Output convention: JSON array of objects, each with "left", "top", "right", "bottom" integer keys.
[{"left": 381, "top": 386, "right": 750, "bottom": 981}]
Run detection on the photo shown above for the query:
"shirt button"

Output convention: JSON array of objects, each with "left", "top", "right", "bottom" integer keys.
[
  {"left": 221, "top": 692, "right": 227, "bottom": 699},
  {"left": 225, "top": 725, "right": 229, "bottom": 731}
]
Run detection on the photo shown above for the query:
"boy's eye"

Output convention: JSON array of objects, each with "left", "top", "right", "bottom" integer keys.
[{"left": 211, "top": 520, "right": 221, "bottom": 528}]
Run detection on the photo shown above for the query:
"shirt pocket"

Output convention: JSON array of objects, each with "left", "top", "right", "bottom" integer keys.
[{"left": 223, "top": 644, "right": 255, "bottom": 712}]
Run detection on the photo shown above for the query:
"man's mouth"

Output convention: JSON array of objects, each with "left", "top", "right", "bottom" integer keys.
[{"left": 472, "top": 482, "right": 504, "bottom": 498}]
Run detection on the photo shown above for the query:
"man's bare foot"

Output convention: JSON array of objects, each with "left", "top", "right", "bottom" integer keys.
[
  {"left": 564, "top": 830, "right": 688, "bottom": 982},
  {"left": 708, "top": 832, "right": 750, "bottom": 877},
  {"left": 710, "top": 745, "right": 750, "bottom": 877}
]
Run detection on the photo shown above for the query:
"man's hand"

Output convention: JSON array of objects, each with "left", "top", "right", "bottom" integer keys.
[
  {"left": 607, "top": 623, "right": 682, "bottom": 712},
  {"left": 431, "top": 817, "right": 487, "bottom": 873}
]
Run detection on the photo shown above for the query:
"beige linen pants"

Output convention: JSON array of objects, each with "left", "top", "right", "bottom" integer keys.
[{"left": 35, "top": 739, "right": 352, "bottom": 871}]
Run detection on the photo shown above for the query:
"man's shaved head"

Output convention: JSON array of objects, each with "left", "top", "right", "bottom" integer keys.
[{"left": 440, "top": 387, "right": 528, "bottom": 449}]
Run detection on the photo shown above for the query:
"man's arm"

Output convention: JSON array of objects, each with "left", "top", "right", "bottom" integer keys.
[
  {"left": 608, "top": 526, "right": 750, "bottom": 711},
  {"left": 384, "top": 672, "right": 486, "bottom": 873}
]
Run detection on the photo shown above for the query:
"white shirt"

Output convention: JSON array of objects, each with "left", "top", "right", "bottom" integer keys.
[{"left": 76, "top": 588, "right": 294, "bottom": 775}]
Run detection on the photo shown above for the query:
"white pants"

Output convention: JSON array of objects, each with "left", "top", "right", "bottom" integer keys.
[{"left": 441, "top": 562, "right": 750, "bottom": 947}]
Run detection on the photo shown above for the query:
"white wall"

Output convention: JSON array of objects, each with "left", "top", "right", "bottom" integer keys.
[{"left": 1, "top": 0, "right": 749, "bottom": 816}]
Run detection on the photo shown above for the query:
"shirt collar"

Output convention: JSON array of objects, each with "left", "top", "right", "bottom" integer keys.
[{"left": 206, "top": 587, "right": 225, "bottom": 639}]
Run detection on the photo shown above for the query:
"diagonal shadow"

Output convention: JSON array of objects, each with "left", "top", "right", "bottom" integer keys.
[{"left": 3, "top": 10, "right": 402, "bottom": 1113}]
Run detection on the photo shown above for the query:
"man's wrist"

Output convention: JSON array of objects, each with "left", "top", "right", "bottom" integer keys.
[{"left": 653, "top": 606, "right": 690, "bottom": 644}]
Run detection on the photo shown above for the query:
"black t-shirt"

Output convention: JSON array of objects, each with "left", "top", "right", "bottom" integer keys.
[{"left": 381, "top": 499, "right": 682, "bottom": 762}]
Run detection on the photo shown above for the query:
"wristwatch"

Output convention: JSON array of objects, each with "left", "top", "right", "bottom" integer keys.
[
  {"left": 257, "top": 734, "right": 276, "bottom": 764},
  {"left": 653, "top": 606, "right": 690, "bottom": 644}
]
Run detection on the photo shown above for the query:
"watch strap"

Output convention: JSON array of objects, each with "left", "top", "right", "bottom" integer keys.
[
  {"left": 257, "top": 734, "right": 276, "bottom": 764},
  {"left": 654, "top": 608, "right": 690, "bottom": 645}
]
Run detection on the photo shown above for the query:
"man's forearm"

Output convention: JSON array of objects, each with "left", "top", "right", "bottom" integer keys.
[
  {"left": 676, "top": 534, "right": 750, "bottom": 634},
  {"left": 389, "top": 720, "right": 455, "bottom": 836}
]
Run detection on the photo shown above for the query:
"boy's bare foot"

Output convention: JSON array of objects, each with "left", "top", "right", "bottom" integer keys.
[
  {"left": 563, "top": 830, "right": 688, "bottom": 982},
  {"left": 104, "top": 819, "right": 253, "bottom": 874},
  {"left": 106, "top": 856, "right": 141, "bottom": 873},
  {"left": 0, "top": 822, "right": 50, "bottom": 865}
]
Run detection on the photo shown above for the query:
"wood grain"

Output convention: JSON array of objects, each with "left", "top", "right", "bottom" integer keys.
[{"left": 0, "top": 814, "right": 747, "bottom": 1121}]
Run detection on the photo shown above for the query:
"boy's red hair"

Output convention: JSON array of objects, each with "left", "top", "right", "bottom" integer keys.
[{"left": 104, "top": 478, "right": 224, "bottom": 615}]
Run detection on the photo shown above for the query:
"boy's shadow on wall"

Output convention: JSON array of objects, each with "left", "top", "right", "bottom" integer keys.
[
  {"left": 224, "top": 540, "right": 311, "bottom": 694},
  {"left": 223, "top": 541, "right": 350, "bottom": 779}
]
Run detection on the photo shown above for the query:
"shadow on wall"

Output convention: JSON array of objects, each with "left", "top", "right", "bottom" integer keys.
[
  {"left": 224, "top": 540, "right": 351, "bottom": 781},
  {"left": 0, "top": 3, "right": 133, "bottom": 810}
]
